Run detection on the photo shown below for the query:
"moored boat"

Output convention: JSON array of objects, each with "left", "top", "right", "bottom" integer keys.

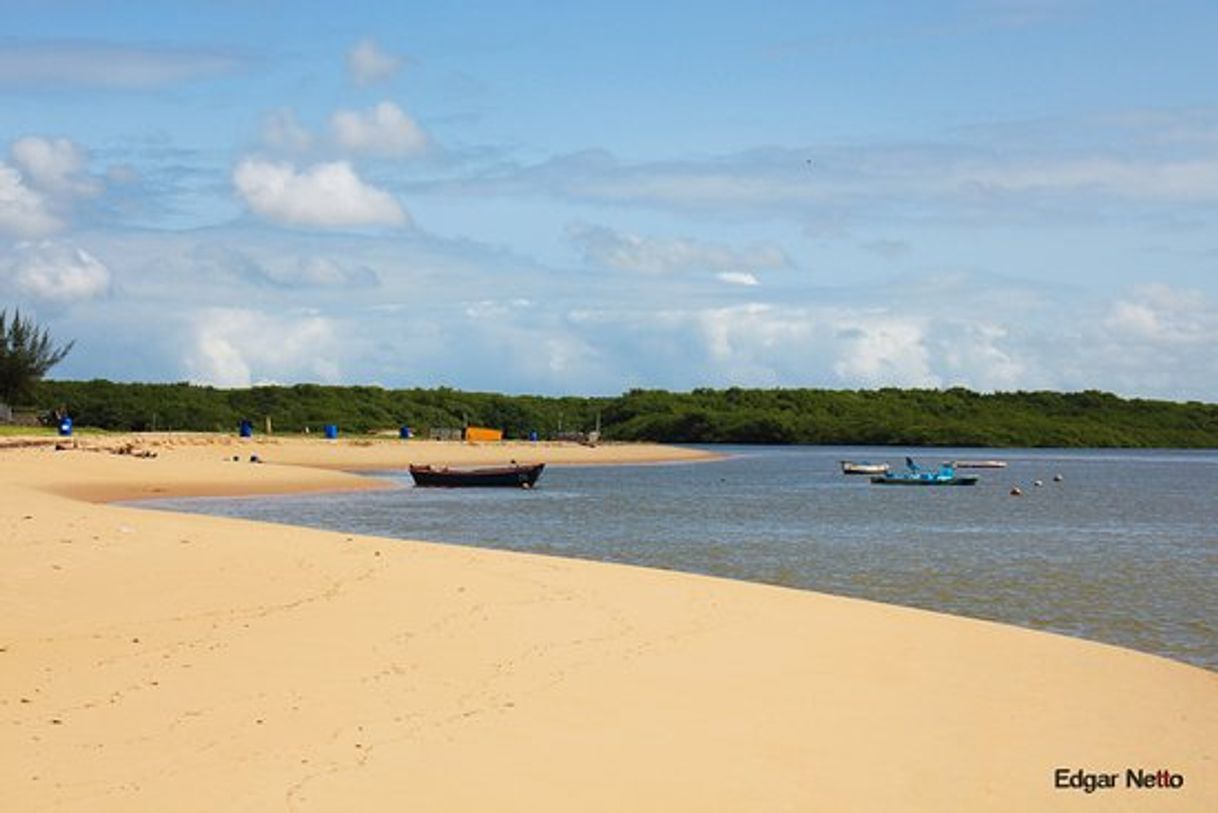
[
  {"left": 871, "top": 458, "right": 978, "bottom": 486},
  {"left": 840, "top": 460, "right": 891, "bottom": 475},
  {"left": 949, "top": 459, "right": 1007, "bottom": 469},
  {"left": 409, "top": 462, "right": 545, "bottom": 488}
]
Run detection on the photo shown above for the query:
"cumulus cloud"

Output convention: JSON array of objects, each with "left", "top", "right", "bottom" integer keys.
[
  {"left": 346, "top": 39, "right": 402, "bottom": 86},
  {"left": 0, "top": 136, "right": 100, "bottom": 237},
  {"left": 331, "top": 102, "right": 428, "bottom": 157},
  {"left": 10, "top": 137, "right": 101, "bottom": 199},
  {"left": 0, "top": 241, "right": 111, "bottom": 304},
  {"left": 832, "top": 318, "right": 937, "bottom": 387},
  {"left": 1103, "top": 284, "right": 1213, "bottom": 344},
  {"left": 928, "top": 323, "right": 1026, "bottom": 391},
  {"left": 0, "top": 165, "right": 61, "bottom": 237},
  {"left": 186, "top": 308, "right": 341, "bottom": 387},
  {"left": 567, "top": 223, "right": 787, "bottom": 276},
  {"left": 232, "top": 158, "right": 409, "bottom": 228},
  {"left": 563, "top": 301, "right": 1042, "bottom": 392},
  {"left": 25, "top": 216, "right": 1218, "bottom": 400}
]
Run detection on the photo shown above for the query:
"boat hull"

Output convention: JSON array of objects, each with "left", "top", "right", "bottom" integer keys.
[
  {"left": 870, "top": 474, "right": 978, "bottom": 486},
  {"left": 950, "top": 459, "right": 1007, "bottom": 469},
  {"left": 840, "top": 460, "right": 890, "bottom": 475},
  {"left": 409, "top": 463, "right": 545, "bottom": 488}
]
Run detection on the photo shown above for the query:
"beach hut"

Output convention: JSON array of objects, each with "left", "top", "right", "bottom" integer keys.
[{"left": 464, "top": 426, "right": 503, "bottom": 442}]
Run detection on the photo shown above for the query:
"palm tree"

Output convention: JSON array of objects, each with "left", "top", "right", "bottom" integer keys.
[{"left": 0, "top": 309, "right": 74, "bottom": 406}]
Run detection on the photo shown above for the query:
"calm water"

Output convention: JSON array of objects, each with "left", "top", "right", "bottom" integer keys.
[{"left": 142, "top": 447, "right": 1218, "bottom": 670}]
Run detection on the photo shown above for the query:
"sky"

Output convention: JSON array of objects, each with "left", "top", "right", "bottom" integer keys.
[{"left": 2, "top": 0, "right": 1217, "bottom": 399}]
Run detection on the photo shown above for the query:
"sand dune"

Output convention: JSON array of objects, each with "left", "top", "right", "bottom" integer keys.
[{"left": 1, "top": 434, "right": 1215, "bottom": 810}]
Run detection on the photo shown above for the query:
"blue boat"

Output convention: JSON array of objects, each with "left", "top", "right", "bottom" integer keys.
[{"left": 870, "top": 457, "right": 978, "bottom": 486}]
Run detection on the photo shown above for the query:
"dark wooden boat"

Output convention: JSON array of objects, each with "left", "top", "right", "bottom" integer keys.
[{"left": 408, "top": 462, "right": 545, "bottom": 488}]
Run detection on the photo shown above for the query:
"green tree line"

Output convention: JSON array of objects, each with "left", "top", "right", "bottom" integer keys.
[{"left": 27, "top": 380, "right": 1218, "bottom": 448}]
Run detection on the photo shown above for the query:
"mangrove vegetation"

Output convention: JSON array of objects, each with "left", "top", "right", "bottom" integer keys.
[{"left": 23, "top": 380, "right": 1218, "bottom": 448}]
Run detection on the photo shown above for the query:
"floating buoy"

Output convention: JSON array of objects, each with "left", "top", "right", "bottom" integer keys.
[
  {"left": 1053, "top": 474, "right": 1063, "bottom": 482},
  {"left": 1010, "top": 487, "right": 1023, "bottom": 496},
  {"left": 1033, "top": 479, "right": 1044, "bottom": 487}
]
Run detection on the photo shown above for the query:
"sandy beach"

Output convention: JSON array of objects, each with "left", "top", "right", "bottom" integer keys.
[{"left": 2, "top": 434, "right": 1215, "bottom": 811}]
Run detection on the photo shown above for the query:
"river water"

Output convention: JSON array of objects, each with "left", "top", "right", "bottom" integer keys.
[{"left": 141, "top": 446, "right": 1218, "bottom": 670}]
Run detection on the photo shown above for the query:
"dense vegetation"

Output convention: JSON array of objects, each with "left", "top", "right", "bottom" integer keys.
[{"left": 25, "top": 380, "right": 1218, "bottom": 448}]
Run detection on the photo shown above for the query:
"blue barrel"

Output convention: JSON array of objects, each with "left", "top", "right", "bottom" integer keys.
[
  {"left": 239, "top": 419, "right": 253, "bottom": 438},
  {"left": 323, "top": 424, "right": 338, "bottom": 439},
  {"left": 58, "top": 416, "right": 73, "bottom": 437},
  {"left": 399, "top": 426, "right": 413, "bottom": 439},
  {"left": 528, "top": 430, "right": 539, "bottom": 442}
]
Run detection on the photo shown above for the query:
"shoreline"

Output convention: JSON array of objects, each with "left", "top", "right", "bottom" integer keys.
[{"left": 2, "top": 433, "right": 1216, "bottom": 810}]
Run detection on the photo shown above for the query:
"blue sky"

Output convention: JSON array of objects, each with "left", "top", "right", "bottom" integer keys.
[{"left": 3, "top": 0, "right": 1217, "bottom": 398}]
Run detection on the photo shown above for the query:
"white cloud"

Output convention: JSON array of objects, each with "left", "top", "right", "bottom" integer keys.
[
  {"left": 1, "top": 241, "right": 111, "bottom": 303},
  {"left": 10, "top": 137, "right": 100, "bottom": 199},
  {"left": 1, "top": 136, "right": 101, "bottom": 237},
  {"left": 566, "top": 303, "right": 941, "bottom": 389},
  {"left": 0, "top": 165, "right": 61, "bottom": 237},
  {"left": 716, "top": 271, "right": 760, "bottom": 286},
  {"left": 567, "top": 223, "right": 787, "bottom": 276},
  {"left": 832, "top": 317, "right": 937, "bottom": 387},
  {"left": 347, "top": 39, "right": 402, "bottom": 86},
  {"left": 186, "top": 308, "right": 341, "bottom": 387},
  {"left": 25, "top": 220, "right": 1218, "bottom": 400},
  {"left": 331, "top": 102, "right": 428, "bottom": 157},
  {"left": 1105, "top": 300, "right": 1160, "bottom": 337},
  {"left": 930, "top": 323, "right": 1025, "bottom": 390},
  {"left": 1103, "top": 284, "right": 1213, "bottom": 344},
  {"left": 232, "top": 158, "right": 409, "bottom": 228}
]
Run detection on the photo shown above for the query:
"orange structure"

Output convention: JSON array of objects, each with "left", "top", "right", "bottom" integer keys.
[{"left": 463, "top": 426, "right": 503, "bottom": 442}]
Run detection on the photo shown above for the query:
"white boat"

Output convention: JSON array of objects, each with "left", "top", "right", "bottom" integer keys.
[
  {"left": 840, "top": 460, "right": 890, "bottom": 475},
  {"left": 949, "top": 459, "right": 1007, "bottom": 469}
]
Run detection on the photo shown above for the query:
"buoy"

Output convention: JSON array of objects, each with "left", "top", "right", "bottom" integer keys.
[
  {"left": 1053, "top": 474, "right": 1063, "bottom": 482},
  {"left": 1009, "top": 487, "right": 1023, "bottom": 496},
  {"left": 1033, "top": 479, "right": 1044, "bottom": 487}
]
